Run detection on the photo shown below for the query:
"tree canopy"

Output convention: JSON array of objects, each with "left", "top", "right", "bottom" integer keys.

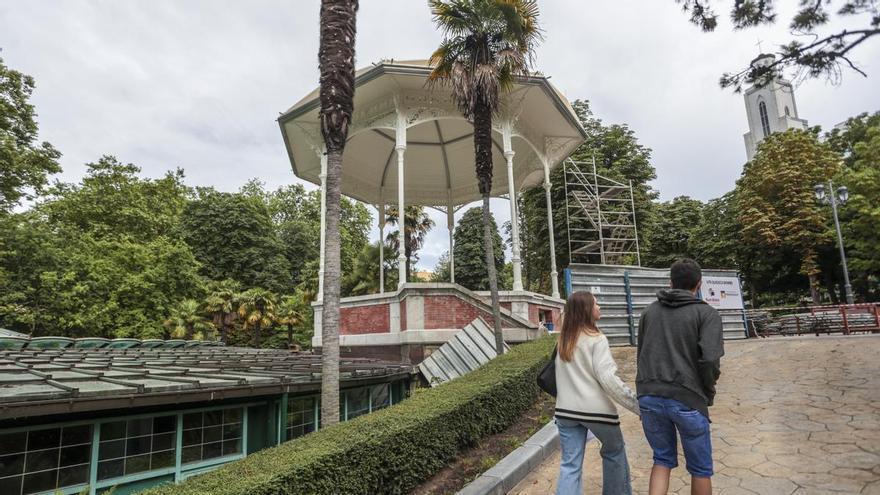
[
  {"left": 452, "top": 207, "right": 505, "bottom": 291},
  {"left": 0, "top": 56, "right": 61, "bottom": 212}
]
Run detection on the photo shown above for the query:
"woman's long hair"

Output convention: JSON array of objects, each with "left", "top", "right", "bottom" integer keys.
[{"left": 558, "top": 291, "right": 600, "bottom": 362}]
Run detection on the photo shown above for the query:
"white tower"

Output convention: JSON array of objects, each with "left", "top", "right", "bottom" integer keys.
[{"left": 742, "top": 54, "right": 809, "bottom": 161}]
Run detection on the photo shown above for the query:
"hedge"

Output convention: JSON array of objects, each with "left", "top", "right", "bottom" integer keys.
[{"left": 139, "top": 336, "right": 555, "bottom": 495}]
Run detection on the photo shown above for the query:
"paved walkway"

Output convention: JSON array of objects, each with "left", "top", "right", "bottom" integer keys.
[{"left": 511, "top": 335, "right": 880, "bottom": 495}]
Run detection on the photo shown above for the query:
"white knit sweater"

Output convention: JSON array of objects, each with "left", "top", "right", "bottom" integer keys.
[{"left": 554, "top": 332, "right": 639, "bottom": 425}]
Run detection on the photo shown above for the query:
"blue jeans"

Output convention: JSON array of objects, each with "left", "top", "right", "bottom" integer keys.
[
  {"left": 638, "top": 395, "right": 713, "bottom": 477},
  {"left": 556, "top": 418, "right": 632, "bottom": 495}
]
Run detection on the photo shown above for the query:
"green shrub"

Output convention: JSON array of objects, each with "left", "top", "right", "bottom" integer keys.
[{"left": 139, "top": 336, "right": 555, "bottom": 495}]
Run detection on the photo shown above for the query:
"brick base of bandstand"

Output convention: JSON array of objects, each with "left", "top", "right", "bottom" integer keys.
[{"left": 311, "top": 283, "right": 563, "bottom": 364}]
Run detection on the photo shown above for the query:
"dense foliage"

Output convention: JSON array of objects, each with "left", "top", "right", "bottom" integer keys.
[
  {"left": 450, "top": 207, "right": 506, "bottom": 291},
  {"left": 139, "top": 336, "right": 554, "bottom": 495}
]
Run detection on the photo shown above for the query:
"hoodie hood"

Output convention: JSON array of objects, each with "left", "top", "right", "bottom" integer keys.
[{"left": 656, "top": 288, "right": 705, "bottom": 308}]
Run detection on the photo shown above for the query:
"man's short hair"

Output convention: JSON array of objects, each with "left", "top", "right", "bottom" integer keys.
[{"left": 671, "top": 258, "right": 702, "bottom": 291}]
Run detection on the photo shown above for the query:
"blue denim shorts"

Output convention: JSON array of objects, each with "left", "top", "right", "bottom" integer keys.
[{"left": 638, "top": 395, "right": 713, "bottom": 477}]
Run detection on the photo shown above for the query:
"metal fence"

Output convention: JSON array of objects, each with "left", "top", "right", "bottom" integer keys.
[
  {"left": 564, "top": 264, "right": 749, "bottom": 346},
  {"left": 746, "top": 303, "right": 880, "bottom": 337}
]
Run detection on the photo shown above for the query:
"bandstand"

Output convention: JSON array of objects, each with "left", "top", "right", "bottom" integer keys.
[{"left": 279, "top": 60, "right": 586, "bottom": 362}]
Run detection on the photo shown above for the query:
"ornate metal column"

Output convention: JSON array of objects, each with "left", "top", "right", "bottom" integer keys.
[
  {"left": 502, "top": 121, "right": 524, "bottom": 291},
  {"left": 544, "top": 161, "right": 560, "bottom": 299}
]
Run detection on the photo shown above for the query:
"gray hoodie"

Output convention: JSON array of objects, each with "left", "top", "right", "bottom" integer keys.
[{"left": 636, "top": 289, "right": 724, "bottom": 419}]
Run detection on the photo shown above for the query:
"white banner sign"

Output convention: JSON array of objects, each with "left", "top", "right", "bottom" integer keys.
[{"left": 701, "top": 276, "right": 744, "bottom": 310}]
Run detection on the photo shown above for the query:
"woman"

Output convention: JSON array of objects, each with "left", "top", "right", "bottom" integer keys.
[{"left": 555, "top": 291, "right": 639, "bottom": 495}]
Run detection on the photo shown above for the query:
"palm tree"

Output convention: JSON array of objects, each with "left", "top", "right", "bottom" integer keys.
[
  {"left": 203, "top": 279, "right": 240, "bottom": 344},
  {"left": 237, "top": 288, "right": 278, "bottom": 348},
  {"left": 164, "top": 299, "right": 214, "bottom": 340},
  {"left": 342, "top": 241, "right": 399, "bottom": 295},
  {"left": 317, "top": 0, "right": 359, "bottom": 426},
  {"left": 429, "top": 0, "right": 541, "bottom": 354},
  {"left": 385, "top": 205, "right": 436, "bottom": 277},
  {"left": 276, "top": 294, "right": 305, "bottom": 349}
]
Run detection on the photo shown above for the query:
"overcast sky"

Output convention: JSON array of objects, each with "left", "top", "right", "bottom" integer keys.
[{"left": 3, "top": 0, "right": 878, "bottom": 271}]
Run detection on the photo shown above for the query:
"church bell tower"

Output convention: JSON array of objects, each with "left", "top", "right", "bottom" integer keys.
[{"left": 742, "top": 54, "right": 809, "bottom": 161}]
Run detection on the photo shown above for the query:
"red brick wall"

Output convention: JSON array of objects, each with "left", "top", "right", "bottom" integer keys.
[
  {"left": 423, "top": 296, "right": 496, "bottom": 329},
  {"left": 340, "top": 304, "right": 390, "bottom": 335}
]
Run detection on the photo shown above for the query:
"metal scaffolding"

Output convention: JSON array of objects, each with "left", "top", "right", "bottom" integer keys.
[{"left": 564, "top": 157, "right": 641, "bottom": 266}]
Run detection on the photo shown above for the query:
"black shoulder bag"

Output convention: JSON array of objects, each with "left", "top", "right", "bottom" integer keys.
[{"left": 536, "top": 345, "right": 558, "bottom": 397}]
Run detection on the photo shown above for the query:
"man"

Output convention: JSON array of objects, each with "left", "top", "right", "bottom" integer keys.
[{"left": 636, "top": 258, "right": 724, "bottom": 495}]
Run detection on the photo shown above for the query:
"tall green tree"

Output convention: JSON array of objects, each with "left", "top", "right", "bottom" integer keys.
[
  {"left": 237, "top": 288, "right": 277, "bottom": 348},
  {"left": 181, "top": 189, "right": 292, "bottom": 293},
  {"left": 689, "top": 192, "right": 741, "bottom": 270},
  {"left": 317, "top": 0, "right": 359, "bottom": 426},
  {"left": 675, "top": 0, "right": 880, "bottom": 90},
  {"left": 642, "top": 196, "right": 704, "bottom": 268},
  {"left": 453, "top": 207, "right": 505, "bottom": 292},
  {"left": 0, "top": 56, "right": 61, "bottom": 212},
  {"left": 43, "top": 156, "right": 189, "bottom": 240},
  {"left": 737, "top": 129, "right": 840, "bottom": 304},
  {"left": 839, "top": 124, "right": 880, "bottom": 299},
  {"left": 385, "top": 205, "right": 435, "bottom": 276},
  {"left": 429, "top": 0, "right": 541, "bottom": 354}
]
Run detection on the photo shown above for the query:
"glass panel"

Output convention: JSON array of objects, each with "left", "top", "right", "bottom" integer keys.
[
  {"left": 181, "top": 446, "right": 201, "bottom": 464},
  {"left": 152, "top": 432, "right": 174, "bottom": 452},
  {"left": 100, "top": 421, "right": 126, "bottom": 441},
  {"left": 60, "top": 445, "right": 90, "bottom": 467},
  {"left": 126, "top": 436, "right": 151, "bottom": 456},
  {"left": 182, "top": 429, "right": 201, "bottom": 447},
  {"left": 222, "top": 424, "right": 241, "bottom": 440},
  {"left": 346, "top": 387, "right": 370, "bottom": 419},
  {"left": 153, "top": 415, "right": 176, "bottom": 434},
  {"left": 371, "top": 384, "right": 390, "bottom": 410},
  {"left": 286, "top": 396, "right": 317, "bottom": 440},
  {"left": 98, "top": 439, "right": 125, "bottom": 461},
  {"left": 202, "top": 442, "right": 222, "bottom": 460},
  {"left": 221, "top": 439, "right": 241, "bottom": 456},
  {"left": 61, "top": 425, "right": 92, "bottom": 446},
  {"left": 0, "top": 452, "right": 25, "bottom": 478},
  {"left": 151, "top": 450, "right": 174, "bottom": 470},
  {"left": 182, "top": 413, "right": 202, "bottom": 430},
  {"left": 203, "top": 426, "right": 222, "bottom": 443},
  {"left": 181, "top": 407, "right": 243, "bottom": 465},
  {"left": 224, "top": 408, "right": 242, "bottom": 423},
  {"left": 0, "top": 475, "right": 22, "bottom": 495},
  {"left": 126, "top": 418, "right": 152, "bottom": 438},
  {"left": 22, "top": 470, "right": 55, "bottom": 495},
  {"left": 204, "top": 410, "right": 222, "bottom": 427},
  {"left": 27, "top": 428, "right": 60, "bottom": 451},
  {"left": 58, "top": 464, "right": 89, "bottom": 487},
  {"left": 24, "top": 448, "right": 58, "bottom": 473},
  {"left": 0, "top": 432, "right": 26, "bottom": 455},
  {"left": 124, "top": 453, "right": 151, "bottom": 475},
  {"left": 97, "top": 459, "right": 124, "bottom": 481}
]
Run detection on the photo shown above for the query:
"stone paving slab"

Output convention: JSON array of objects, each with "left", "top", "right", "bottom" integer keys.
[{"left": 510, "top": 335, "right": 880, "bottom": 495}]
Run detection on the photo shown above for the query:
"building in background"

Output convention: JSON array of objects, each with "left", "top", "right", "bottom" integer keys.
[{"left": 742, "top": 54, "right": 809, "bottom": 161}]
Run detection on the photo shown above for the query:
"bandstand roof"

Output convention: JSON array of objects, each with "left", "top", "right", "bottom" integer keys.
[{"left": 278, "top": 60, "right": 586, "bottom": 207}]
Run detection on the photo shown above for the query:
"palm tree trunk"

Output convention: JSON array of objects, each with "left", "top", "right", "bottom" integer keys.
[
  {"left": 318, "top": 0, "right": 357, "bottom": 426},
  {"left": 483, "top": 194, "right": 505, "bottom": 355},
  {"left": 254, "top": 321, "right": 262, "bottom": 348},
  {"left": 473, "top": 99, "right": 504, "bottom": 355},
  {"left": 185, "top": 324, "right": 194, "bottom": 340},
  {"left": 287, "top": 323, "right": 293, "bottom": 349},
  {"left": 321, "top": 148, "right": 344, "bottom": 425}
]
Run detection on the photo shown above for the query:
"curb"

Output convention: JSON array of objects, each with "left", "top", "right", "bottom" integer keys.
[{"left": 456, "top": 420, "right": 562, "bottom": 495}]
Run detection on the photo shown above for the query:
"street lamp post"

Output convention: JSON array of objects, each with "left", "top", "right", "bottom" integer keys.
[{"left": 814, "top": 181, "right": 854, "bottom": 305}]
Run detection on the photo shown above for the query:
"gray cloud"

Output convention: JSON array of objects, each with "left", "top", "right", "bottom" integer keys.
[{"left": 3, "top": 0, "right": 878, "bottom": 271}]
